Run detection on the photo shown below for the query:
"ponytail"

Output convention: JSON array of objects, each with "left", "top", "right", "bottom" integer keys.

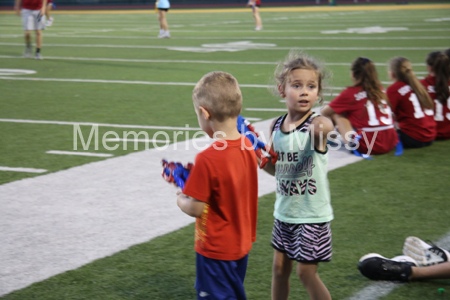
[
  {"left": 426, "top": 51, "right": 450, "bottom": 105},
  {"left": 351, "top": 57, "right": 387, "bottom": 109},
  {"left": 390, "top": 56, "right": 433, "bottom": 109}
]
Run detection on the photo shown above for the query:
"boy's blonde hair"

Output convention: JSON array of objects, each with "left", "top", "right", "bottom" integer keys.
[
  {"left": 192, "top": 71, "right": 242, "bottom": 121},
  {"left": 274, "top": 51, "right": 329, "bottom": 104}
]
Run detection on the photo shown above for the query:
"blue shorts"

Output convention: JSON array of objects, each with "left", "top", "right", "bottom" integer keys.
[{"left": 195, "top": 253, "right": 248, "bottom": 300}]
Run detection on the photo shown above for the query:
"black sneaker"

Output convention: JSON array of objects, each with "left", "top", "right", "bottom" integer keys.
[{"left": 358, "top": 253, "right": 417, "bottom": 282}]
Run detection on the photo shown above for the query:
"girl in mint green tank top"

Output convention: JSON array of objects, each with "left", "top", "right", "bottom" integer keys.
[{"left": 262, "top": 52, "right": 334, "bottom": 300}]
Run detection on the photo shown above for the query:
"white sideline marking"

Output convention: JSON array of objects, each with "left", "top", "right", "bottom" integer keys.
[
  {"left": 346, "top": 282, "right": 400, "bottom": 300},
  {"left": 0, "top": 118, "right": 202, "bottom": 131},
  {"left": 0, "top": 42, "right": 442, "bottom": 51},
  {"left": 0, "top": 167, "right": 47, "bottom": 173},
  {"left": 246, "top": 108, "right": 287, "bottom": 112},
  {"left": 0, "top": 55, "right": 427, "bottom": 67},
  {"left": 104, "top": 138, "right": 168, "bottom": 143},
  {"left": 0, "top": 69, "right": 36, "bottom": 76},
  {"left": 1, "top": 34, "right": 448, "bottom": 40},
  {"left": 46, "top": 150, "right": 114, "bottom": 157},
  {"left": 0, "top": 76, "right": 347, "bottom": 90}
]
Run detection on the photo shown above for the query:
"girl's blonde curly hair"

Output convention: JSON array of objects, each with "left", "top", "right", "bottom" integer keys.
[{"left": 273, "top": 51, "right": 331, "bottom": 104}]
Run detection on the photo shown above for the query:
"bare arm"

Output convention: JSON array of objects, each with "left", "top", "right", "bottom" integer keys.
[
  {"left": 261, "top": 118, "right": 277, "bottom": 176},
  {"left": 177, "top": 191, "right": 205, "bottom": 218},
  {"left": 311, "top": 116, "right": 334, "bottom": 152},
  {"left": 14, "top": 0, "right": 22, "bottom": 15},
  {"left": 321, "top": 105, "right": 355, "bottom": 145},
  {"left": 40, "top": 0, "right": 48, "bottom": 16}
]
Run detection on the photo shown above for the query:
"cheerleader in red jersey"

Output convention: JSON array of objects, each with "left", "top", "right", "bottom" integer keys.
[
  {"left": 421, "top": 51, "right": 450, "bottom": 140},
  {"left": 247, "top": 0, "right": 262, "bottom": 31},
  {"left": 322, "top": 57, "right": 398, "bottom": 155},
  {"left": 387, "top": 57, "right": 436, "bottom": 148}
]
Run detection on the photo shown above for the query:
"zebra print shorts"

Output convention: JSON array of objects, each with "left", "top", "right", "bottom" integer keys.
[{"left": 271, "top": 219, "right": 332, "bottom": 263}]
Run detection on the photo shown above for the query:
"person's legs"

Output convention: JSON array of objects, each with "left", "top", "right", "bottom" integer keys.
[
  {"left": 35, "top": 29, "right": 42, "bottom": 49},
  {"left": 411, "top": 262, "right": 450, "bottom": 280},
  {"left": 158, "top": 10, "right": 168, "bottom": 31},
  {"left": 24, "top": 30, "right": 32, "bottom": 57},
  {"left": 24, "top": 30, "right": 32, "bottom": 45},
  {"left": 296, "top": 262, "right": 331, "bottom": 300},
  {"left": 157, "top": 10, "right": 170, "bottom": 38},
  {"left": 252, "top": 6, "right": 262, "bottom": 30},
  {"left": 271, "top": 250, "right": 293, "bottom": 300}
]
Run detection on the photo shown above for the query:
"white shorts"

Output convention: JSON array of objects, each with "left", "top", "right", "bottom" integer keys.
[{"left": 21, "top": 9, "right": 46, "bottom": 31}]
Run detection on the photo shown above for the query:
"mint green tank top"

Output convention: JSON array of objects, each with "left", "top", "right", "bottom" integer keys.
[{"left": 272, "top": 113, "right": 334, "bottom": 224}]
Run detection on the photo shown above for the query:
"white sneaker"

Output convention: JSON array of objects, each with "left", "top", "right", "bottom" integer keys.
[
  {"left": 403, "top": 236, "right": 450, "bottom": 266},
  {"left": 157, "top": 32, "right": 170, "bottom": 38},
  {"left": 254, "top": 26, "right": 263, "bottom": 31},
  {"left": 35, "top": 53, "right": 43, "bottom": 60},
  {"left": 24, "top": 47, "right": 32, "bottom": 58},
  {"left": 46, "top": 19, "right": 53, "bottom": 26}
]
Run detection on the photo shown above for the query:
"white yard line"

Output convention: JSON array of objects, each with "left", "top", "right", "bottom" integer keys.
[
  {"left": 104, "top": 138, "right": 168, "bottom": 143},
  {"left": 46, "top": 150, "right": 114, "bottom": 157},
  {"left": 0, "top": 166, "right": 48, "bottom": 173},
  {"left": 246, "top": 108, "right": 287, "bottom": 112},
  {"left": 0, "top": 76, "right": 348, "bottom": 90},
  {"left": 0, "top": 42, "right": 444, "bottom": 51},
  {"left": 0, "top": 55, "right": 427, "bottom": 67},
  {"left": 1, "top": 34, "right": 448, "bottom": 40},
  {"left": 0, "top": 118, "right": 202, "bottom": 131}
]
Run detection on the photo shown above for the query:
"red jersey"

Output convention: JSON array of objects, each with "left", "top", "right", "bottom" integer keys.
[
  {"left": 421, "top": 75, "right": 450, "bottom": 139},
  {"left": 22, "top": 0, "right": 44, "bottom": 10},
  {"left": 183, "top": 137, "right": 258, "bottom": 261},
  {"left": 329, "top": 86, "right": 398, "bottom": 154},
  {"left": 387, "top": 81, "right": 436, "bottom": 142}
]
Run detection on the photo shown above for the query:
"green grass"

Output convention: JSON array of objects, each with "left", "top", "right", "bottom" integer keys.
[
  {"left": 2, "top": 141, "right": 450, "bottom": 300},
  {"left": 1, "top": 4, "right": 450, "bottom": 299}
]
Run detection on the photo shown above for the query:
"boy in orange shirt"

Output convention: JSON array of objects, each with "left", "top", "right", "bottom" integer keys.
[{"left": 177, "top": 71, "right": 259, "bottom": 300}]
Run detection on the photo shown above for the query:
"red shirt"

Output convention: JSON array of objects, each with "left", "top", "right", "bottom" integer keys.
[
  {"left": 22, "top": 0, "right": 44, "bottom": 10},
  {"left": 183, "top": 137, "right": 258, "bottom": 261},
  {"left": 387, "top": 81, "right": 436, "bottom": 142},
  {"left": 329, "top": 86, "right": 398, "bottom": 154},
  {"left": 421, "top": 75, "right": 450, "bottom": 139}
]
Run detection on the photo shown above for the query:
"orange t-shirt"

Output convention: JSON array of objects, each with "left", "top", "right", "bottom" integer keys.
[{"left": 183, "top": 136, "right": 258, "bottom": 261}]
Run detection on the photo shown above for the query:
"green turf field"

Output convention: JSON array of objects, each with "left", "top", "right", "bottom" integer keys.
[{"left": 1, "top": 4, "right": 450, "bottom": 299}]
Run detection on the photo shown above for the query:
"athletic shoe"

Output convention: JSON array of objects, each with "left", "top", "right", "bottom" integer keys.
[
  {"left": 24, "top": 47, "right": 32, "bottom": 58},
  {"left": 403, "top": 236, "right": 449, "bottom": 267},
  {"left": 254, "top": 26, "right": 263, "bottom": 31},
  {"left": 35, "top": 53, "right": 43, "bottom": 60},
  {"left": 157, "top": 32, "right": 170, "bottom": 38},
  {"left": 357, "top": 253, "right": 417, "bottom": 282},
  {"left": 46, "top": 19, "right": 53, "bottom": 26}
]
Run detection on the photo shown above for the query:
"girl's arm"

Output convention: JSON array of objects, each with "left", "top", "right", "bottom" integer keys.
[
  {"left": 261, "top": 119, "right": 277, "bottom": 176},
  {"left": 177, "top": 191, "right": 205, "bottom": 218},
  {"left": 321, "top": 105, "right": 354, "bottom": 145},
  {"left": 311, "top": 116, "right": 334, "bottom": 152}
]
